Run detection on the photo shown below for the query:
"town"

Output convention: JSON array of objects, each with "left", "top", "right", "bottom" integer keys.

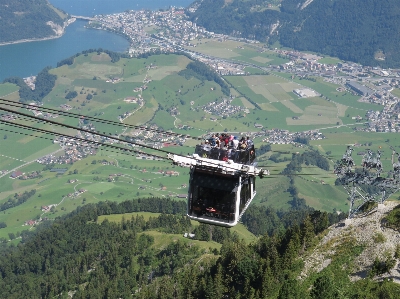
[
  {"left": 86, "top": 6, "right": 400, "bottom": 136},
  {"left": 4, "top": 6, "right": 400, "bottom": 178}
]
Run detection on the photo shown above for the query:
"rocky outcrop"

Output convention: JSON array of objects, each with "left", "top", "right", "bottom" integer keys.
[{"left": 301, "top": 201, "right": 400, "bottom": 283}]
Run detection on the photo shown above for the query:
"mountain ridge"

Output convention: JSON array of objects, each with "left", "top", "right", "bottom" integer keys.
[
  {"left": 189, "top": 0, "right": 400, "bottom": 67},
  {"left": 0, "top": 0, "right": 67, "bottom": 44}
]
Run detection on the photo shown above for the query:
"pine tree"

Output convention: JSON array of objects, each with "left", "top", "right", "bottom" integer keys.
[
  {"left": 310, "top": 272, "right": 337, "bottom": 299},
  {"left": 213, "top": 264, "right": 226, "bottom": 299},
  {"left": 278, "top": 277, "right": 302, "bottom": 299},
  {"left": 301, "top": 216, "right": 315, "bottom": 252}
]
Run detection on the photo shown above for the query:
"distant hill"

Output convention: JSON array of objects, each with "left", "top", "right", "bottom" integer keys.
[
  {"left": 189, "top": 0, "right": 400, "bottom": 67},
  {"left": 0, "top": 0, "right": 66, "bottom": 44}
]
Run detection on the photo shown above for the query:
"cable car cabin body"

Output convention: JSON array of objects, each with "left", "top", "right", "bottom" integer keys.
[
  {"left": 188, "top": 167, "right": 256, "bottom": 227},
  {"left": 169, "top": 144, "right": 260, "bottom": 227}
]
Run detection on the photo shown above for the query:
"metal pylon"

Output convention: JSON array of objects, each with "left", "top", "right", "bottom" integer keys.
[{"left": 334, "top": 146, "right": 400, "bottom": 219}]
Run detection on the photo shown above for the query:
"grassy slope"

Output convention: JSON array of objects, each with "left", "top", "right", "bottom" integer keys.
[
  {"left": 294, "top": 177, "right": 348, "bottom": 212},
  {"left": 2, "top": 42, "right": 400, "bottom": 240},
  {"left": 0, "top": 83, "right": 19, "bottom": 97},
  {"left": 97, "top": 211, "right": 257, "bottom": 245}
]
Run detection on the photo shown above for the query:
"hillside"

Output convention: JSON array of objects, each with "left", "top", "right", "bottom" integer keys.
[
  {"left": 2, "top": 44, "right": 400, "bottom": 241},
  {"left": 0, "top": 0, "right": 67, "bottom": 44},
  {"left": 1, "top": 198, "right": 400, "bottom": 298},
  {"left": 189, "top": 0, "right": 400, "bottom": 67},
  {"left": 301, "top": 201, "right": 400, "bottom": 283}
]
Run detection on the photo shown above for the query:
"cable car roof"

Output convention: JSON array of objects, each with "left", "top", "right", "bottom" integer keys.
[{"left": 168, "top": 153, "right": 264, "bottom": 176}]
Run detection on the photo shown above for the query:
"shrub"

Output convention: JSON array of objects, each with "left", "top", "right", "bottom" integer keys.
[{"left": 373, "top": 232, "right": 386, "bottom": 243}]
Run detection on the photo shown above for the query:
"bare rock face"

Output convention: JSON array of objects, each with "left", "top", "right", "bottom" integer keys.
[
  {"left": 46, "top": 21, "right": 64, "bottom": 37},
  {"left": 301, "top": 201, "right": 400, "bottom": 283}
]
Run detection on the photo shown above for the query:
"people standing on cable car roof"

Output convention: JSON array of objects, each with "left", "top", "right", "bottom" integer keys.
[
  {"left": 209, "top": 134, "right": 216, "bottom": 147},
  {"left": 246, "top": 136, "right": 254, "bottom": 148},
  {"left": 231, "top": 136, "right": 239, "bottom": 149},
  {"left": 224, "top": 134, "right": 230, "bottom": 148},
  {"left": 220, "top": 134, "right": 229, "bottom": 149},
  {"left": 215, "top": 135, "right": 221, "bottom": 148},
  {"left": 218, "top": 133, "right": 224, "bottom": 148},
  {"left": 239, "top": 137, "right": 247, "bottom": 149},
  {"left": 218, "top": 134, "right": 224, "bottom": 148}
]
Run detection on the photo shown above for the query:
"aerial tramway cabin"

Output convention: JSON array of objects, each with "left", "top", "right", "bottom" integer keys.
[{"left": 170, "top": 135, "right": 260, "bottom": 227}]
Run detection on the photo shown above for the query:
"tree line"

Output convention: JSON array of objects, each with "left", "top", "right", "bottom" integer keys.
[
  {"left": 3, "top": 67, "right": 56, "bottom": 103},
  {"left": 255, "top": 144, "right": 271, "bottom": 156},
  {"left": 57, "top": 48, "right": 130, "bottom": 67},
  {"left": 0, "top": 196, "right": 399, "bottom": 298},
  {"left": 178, "top": 60, "right": 230, "bottom": 96},
  {"left": 282, "top": 149, "right": 330, "bottom": 175},
  {"left": 0, "top": 189, "right": 36, "bottom": 212}
]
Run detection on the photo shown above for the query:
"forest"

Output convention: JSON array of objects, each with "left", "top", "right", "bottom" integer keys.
[
  {"left": 3, "top": 66, "right": 57, "bottom": 103},
  {"left": 0, "top": 0, "right": 65, "bottom": 43},
  {"left": 0, "top": 196, "right": 399, "bottom": 298},
  {"left": 189, "top": 0, "right": 400, "bottom": 67}
]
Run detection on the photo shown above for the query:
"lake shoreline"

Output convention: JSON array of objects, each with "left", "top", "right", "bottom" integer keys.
[
  {"left": 0, "top": 18, "right": 76, "bottom": 47},
  {"left": 0, "top": 35, "right": 63, "bottom": 47}
]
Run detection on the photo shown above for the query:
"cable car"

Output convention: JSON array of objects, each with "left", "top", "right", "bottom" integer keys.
[{"left": 169, "top": 141, "right": 267, "bottom": 227}]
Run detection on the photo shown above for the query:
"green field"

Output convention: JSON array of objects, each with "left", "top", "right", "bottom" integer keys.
[
  {"left": 391, "top": 88, "right": 400, "bottom": 98},
  {"left": 294, "top": 177, "right": 348, "bottom": 212},
  {"left": 274, "top": 72, "right": 380, "bottom": 111},
  {"left": 188, "top": 40, "right": 243, "bottom": 59},
  {"left": 0, "top": 83, "right": 19, "bottom": 97},
  {"left": 98, "top": 211, "right": 257, "bottom": 245},
  {"left": 223, "top": 74, "right": 364, "bottom": 130},
  {"left": 1, "top": 45, "right": 400, "bottom": 242},
  {"left": 98, "top": 211, "right": 161, "bottom": 223},
  {"left": 140, "top": 230, "right": 222, "bottom": 251},
  {"left": 188, "top": 40, "right": 290, "bottom": 67},
  {"left": 0, "top": 148, "right": 193, "bottom": 239},
  {"left": 317, "top": 56, "right": 342, "bottom": 65}
]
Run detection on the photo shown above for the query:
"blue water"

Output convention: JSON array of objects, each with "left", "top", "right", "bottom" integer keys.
[{"left": 0, "top": 0, "right": 194, "bottom": 81}]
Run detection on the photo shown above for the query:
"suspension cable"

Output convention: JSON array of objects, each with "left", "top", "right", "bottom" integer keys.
[
  {"left": 0, "top": 98, "right": 203, "bottom": 140},
  {"left": 0, "top": 119, "right": 167, "bottom": 160}
]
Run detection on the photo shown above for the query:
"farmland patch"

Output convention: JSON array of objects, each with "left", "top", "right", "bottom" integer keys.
[
  {"left": 91, "top": 53, "right": 111, "bottom": 62},
  {"left": 280, "top": 81, "right": 302, "bottom": 92},
  {"left": 240, "top": 97, "right": 255, "bottom": 109},
  {"left": 251, "top": 56, "right": 271, "bottom": 64},
  {"left": 258, "top": 103, "right": 279, "bottom": 111},
  {"left": 281, "top": 100, "right": 303, "bottom": 113}
]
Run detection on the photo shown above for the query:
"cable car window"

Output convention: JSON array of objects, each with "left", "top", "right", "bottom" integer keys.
[
  {"left": 190, "top": 186, "right": 236, "bottom": 219},
  {"left": 189, "top": 172, "right": 237, "bottom": 221},
  {"left": 239, "top": 179, "right": 250, "bottom": 214},
  {"left": 191, "top": 172, "right": 238, "bottom": 191}
]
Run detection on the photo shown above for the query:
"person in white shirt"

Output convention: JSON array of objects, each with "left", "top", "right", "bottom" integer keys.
[{"left": 232, "top": 136, "right": 239, "bottom": 149}]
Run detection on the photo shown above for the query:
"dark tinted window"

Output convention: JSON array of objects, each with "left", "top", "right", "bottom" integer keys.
[
  {"left": 191, "top": 172, "right": 238, "bottom": 192},
  {"left": 239, "top": 179, "right": 251, "bottom": 214}
]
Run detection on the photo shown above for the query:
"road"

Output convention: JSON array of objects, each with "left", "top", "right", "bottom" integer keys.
[{"left": 0, "top": 148, "right": 64, "bottom": 179}]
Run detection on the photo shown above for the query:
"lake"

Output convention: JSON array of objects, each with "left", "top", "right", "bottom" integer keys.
[{"left": 0, "top": 0, "right": 194, "bottom": 81}]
